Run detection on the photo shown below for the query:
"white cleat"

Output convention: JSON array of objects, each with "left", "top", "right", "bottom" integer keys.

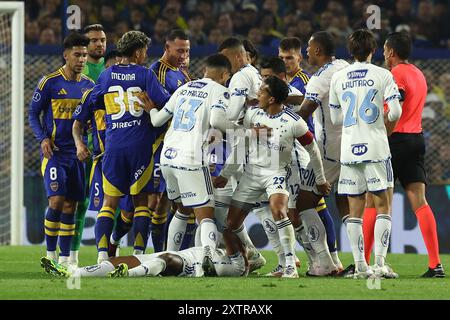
[
  {"left": 353, "top": 267, "right": 375, "bottom": 279},
  {"left": 372, "top": 265, "right": 399, "bottom": 279},
  {"left": 282, "top": 265, "right": 299, "bottom": 278},
  {"left": 248, "top": 249, "right": 267, "bottom": 273},
  {"left": 265, "top": 265, "right": 284, "bottom": 277},
  {"left": 305, "top": 263, "right": 321, "bottom": 277}
]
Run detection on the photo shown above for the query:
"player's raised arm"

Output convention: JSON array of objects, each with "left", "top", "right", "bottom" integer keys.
[
  {"left": 28, "top": 76, "right": 53, "bottom": 159},
  {"left": 329, "top": 75, "right": 343, "bottom": 126}
]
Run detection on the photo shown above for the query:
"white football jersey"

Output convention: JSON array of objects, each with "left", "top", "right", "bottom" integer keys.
[
  {"left": 243, "top": 106, "right": 309, "bottom": 173},
  {"left": 227, "top": 64, "right": 262, "bottom": 121},
  {"left": 161, "top": 78, "right": 230, "bottom": 168},
  {"left": 329, "top": 62, "right": 401, "bottom": 164},
  {"left": 304, "top": 59, "right": 349, "bottom": 162}
]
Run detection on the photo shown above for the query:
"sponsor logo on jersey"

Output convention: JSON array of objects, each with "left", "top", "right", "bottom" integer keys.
[
  {"left": 280, "top": 117, "right": 288, "bottom": 123},
  {"left": 33, "top": 92, "right": 41, "bottom": 102},
  {"left": 111, "top": 120, "right": 142, "bottom": 130},
  {"left": 181, "top": 191, "right": 197, "bottom": 199},
  {"left": 347, "top": 69, "right": 368, "bottom": 79},
  {"left": 232, "top": 88, "right": 248, "bottom": 97},
  {"left": 50, "top": 182, "right": 59, "bottom": 192},
  {"left": 177, "top": 79, "right": 182, "bottom": 87},
  {"left": 73, "top": 104, "right": 82, "bottom": 116},
  {"left": 134, "top": 165, "right": 146, "bottom": 180},
  {"left": 58, "top": 88, "right": 68, "bottom": 95},
  {"left": 352, "top": 144, "right": 368, "bottom": 156},
  {"left": 188, "top": 81, "right": 207, "bottom": 89},
  {"left": 224, "top": 92, "right": 230, "bottom": 99},
  {"left": 164, "top": 148, "right": 178, "bottom": 159}
]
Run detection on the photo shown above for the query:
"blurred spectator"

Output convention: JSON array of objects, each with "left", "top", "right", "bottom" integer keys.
[
  {"left": 152, "top": 17, "right": 171, "bottom": 45},
  {"left": 259, "top": 11, "right": 284, "bottom": 46},
  {"left": 294, "top": 0, "right": 316, "bottom": 16},
  {"left": 327, "top": 13, "right": 353, "bottom": 47},
  {"left": 187, "top": 13, "right": 208, "bottom": 46},
  {"left": 239, "top": 3, "right": 260, "bottom": 36},
  {"left": 115, "top": 21, "right": 131, "bottom": 42},
  {"left": 263, "top": 0, "right": 284, "bottom": 30},
  {"left": 390, "top": 0, "right": 414, "bottom": 31},
  {"left": 162, "top": 2, "right": 189, "bottom": 30},
  {"left": 296, "top": 16, "right": 313, "bottom": 45},
  {"left": 207, "top": 28, "right": 224, "bottom": 46},
  {"left": 99, "top": 4, "right": 116, "bottom": 33},
  {"left": 129, "top": 7, "right": 152, "bottom": 36},
  {"left": 217, "top": 13, "right": 234, "bottom": 38},
  {"left": 320, "top": 11, "right": 334, "bottom": 30},
  {"left": 25, "top": 21, "right": 41, "bottom": 45},
  {"left": 39, "top": 28, "right": 56, "bottom": 45},
  {"left": 247, "top": 27, "right": 264, "bottom": 47}
]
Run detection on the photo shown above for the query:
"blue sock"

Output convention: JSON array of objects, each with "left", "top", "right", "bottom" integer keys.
[
  {"left": 95, "top": 207, "right": 115, "bottom": 252},
  {"left": 59, "top": 213, "right": 75, "bottom": 257},
  {"left": 180, "top": 212, "right": 197, "bottom": 250},
  {"left": 317, "top": 206, "right": 337, "bottom": 252},
  {"left": 112, "top": 212, "right": 133, "bottom": 243},
  {"left": 133, "top": 206, "right": 152, "bottom": 253},
  {"left": 44, "top": 208, "right": 62, "bottom": 252},
  {"left": 151, "top": 210, "right": 167, "bottom": 252}
]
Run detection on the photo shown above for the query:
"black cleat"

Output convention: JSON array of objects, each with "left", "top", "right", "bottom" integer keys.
[
  {"left": 202, "top": 245, "right": 217, "bottom": 277},
  {"left": 337, "top": 264, "right": 355, "bottom": 278},
  {"left": 421, "top": 264, "right": 445, "bottom": 278}
]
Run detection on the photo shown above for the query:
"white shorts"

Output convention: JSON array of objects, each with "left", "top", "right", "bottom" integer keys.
[
  {"left": 161, "top": 165, "right": 214, "bottom": 208},
  {"left": 299, "top": 158, "right": 341, "bottom": 195},
  {"left": 337, "top": 159, "right": 394, "bottom": 196},
  {"left": 232, "top": 167, "right": 290, "bottom": 204}
]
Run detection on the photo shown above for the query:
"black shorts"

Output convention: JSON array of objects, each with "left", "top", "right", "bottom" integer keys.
[{"left": 389, "top": 132, "right": 427, "bottom": 187}]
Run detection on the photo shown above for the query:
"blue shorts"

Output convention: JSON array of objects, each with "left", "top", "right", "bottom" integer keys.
[
  {"left": 149, "top": 135, "right": 166, "bottom": 193},
  {"left": 40, "top": 153, "right": 85, "bottom": 201},
  {"left": 102, "top": 146, "right": 154, "bottom": 197},
  {"left": 89, "top": 157, "right": 134, "bottom": 212}
]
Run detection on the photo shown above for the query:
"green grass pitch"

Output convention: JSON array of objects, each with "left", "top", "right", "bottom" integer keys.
[{"left": 0, "top": 246, "right": 448, "bottom": 300}]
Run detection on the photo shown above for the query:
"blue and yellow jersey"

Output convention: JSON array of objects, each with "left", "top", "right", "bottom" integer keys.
[
  {"left": 72, "top": 87, "right": 106, "bottom": 157},
  {"left": 91, "top": 64, "right": 170, "bottom": 151},
  {"left": 28, "top": 67, "right": 95, "bottom": 157},
  {"left": 288, "top": 67, "right": 314, "bottom": 134}
]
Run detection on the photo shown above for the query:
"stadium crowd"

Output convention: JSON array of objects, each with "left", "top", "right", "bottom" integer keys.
[{"left": 25, "top": 0, "right": 450, "bottom": 49}]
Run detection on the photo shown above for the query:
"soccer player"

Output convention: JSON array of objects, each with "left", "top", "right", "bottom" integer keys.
[
  {"left": 279, "top": 36, "right": 340, "bottom": 273},
  {"left": 40, "top": 229, "right": 247, "bottom": 278},
  {"left": 144, "top": 54, "right": 240, "bottom": 268},
  {"left": 70, "top": 24, "right": 108, "bottom": 267},
  {"left": 88, "top": 31, "right": 170, "bottom": 259},
  {"left": 329, "top": 29, "right": 402, "bottom": 279},
  {"left": 149, "top": 29, "right": 192, "bottom": 252},
  {"left": 28, "top": 32, "right": 94, "bottom": 267},
  {"left": 217, "top": 37, "right": 266, "bottom": 271},
  {"left": 215, "top": 76, "right": 331, "bottom": 278},
  {"left": 296, "top": 31, "right": 351, "bottom": 275},
  {"left": 363, "top": 31, "right": 445, "bottom": 277}
]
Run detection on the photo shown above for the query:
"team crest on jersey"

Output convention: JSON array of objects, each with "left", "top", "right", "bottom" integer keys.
[
  {"left": 351, "top": 144, "right": 368, "bottom": 156},
  {"left": 93, "top": 196, "right": 100, "bottom": 208},
  {"left": 347, "top": 69, "right": 368, "bottom": 79},
  {"left": 263, "top": 219, "right": 277, "bottom": 234},
  {"left": 50, "top": 182, "right": 59, "bottom": 192}
]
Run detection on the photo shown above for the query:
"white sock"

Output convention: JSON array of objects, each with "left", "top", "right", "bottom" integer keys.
[
  {"left": 330, "top": 251, "right": 343, "bottom": 269},
  {"left": 346, "top": 217, "right": 368, "bottom": 272},
  {"left": 47, "top": 251, "right": 57, "bottom": 261},
  {"left": 200, "top": 218, "right": 218, "bottom": 249},
  {"left": 129, "top": 258, "right": 166, "bottom": 277},
  {"left": 69, "top": 251, "right": 78, "bottom": 265},
  {"left": 166, "top": 211, "right": 190, "bottom": 251},
  {"left": 75, "top": 261, "right": 114, "bottom": 277},
  {"left": 254, "top": 206, "right": 284, "bottom": 265},
  {"left": 58, "top": 255, "right": 70, "bottom": 267},
  {"left": 300, "top": 208, "right": 335, "bottom": 269},
  {"left": 194, "top": 223, "right": 202, "bottom": 247},
  {"left": 374, "top": 214, "right": 392, "bottom": 267},
  {"left": 97, "top": 251, "right": 108, "bottom": 264},
  {"left": 276, "top": 218, "right": 296, "bottom": 267},
  {"left": 133, "top": 249, "right": 143, "bottom": 255},
  {"left": 295, "top": 225, "right": 317, "bottom": 267},
  {"left": 232, "top": 224, "right": 256, "bottom": 250}
]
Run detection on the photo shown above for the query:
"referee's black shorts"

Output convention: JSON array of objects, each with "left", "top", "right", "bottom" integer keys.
[{"left": 389, "top": 132, "right": 427, "bottom": 187}]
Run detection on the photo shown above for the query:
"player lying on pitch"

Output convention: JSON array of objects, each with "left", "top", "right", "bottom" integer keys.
[{"left": 40, "top": 229, "right": 248, "bottom": 278}]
